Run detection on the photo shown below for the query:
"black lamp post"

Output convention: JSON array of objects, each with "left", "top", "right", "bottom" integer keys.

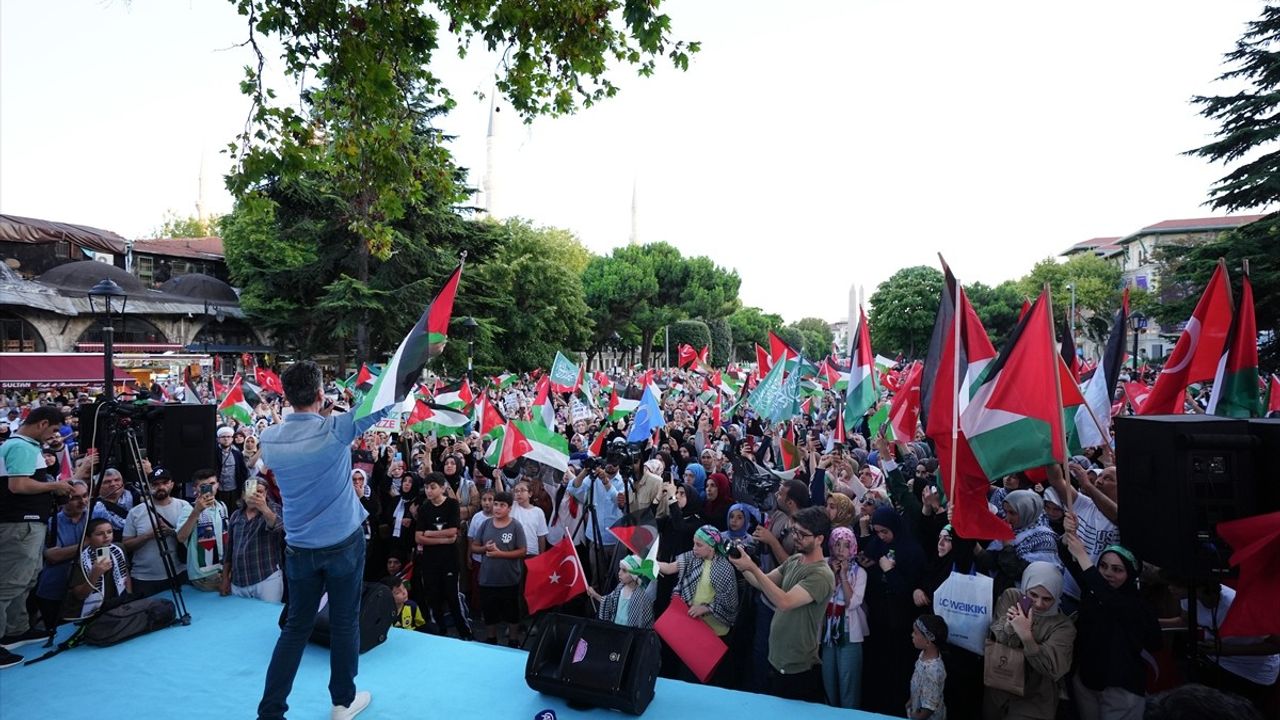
[
  {"left": 88, "top": 279, "right": 128, "bottom": 402},
  {"left": 1129, "top": 311, "right": 1147, "bottom": 374},
  {"left": 462, "top": 316, "right": 479, "bottom": 381},
  {"left": 609, "top": 331, "right": 622, "bottom": 373}
]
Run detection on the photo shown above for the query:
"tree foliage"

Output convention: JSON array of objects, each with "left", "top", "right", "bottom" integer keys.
[
  {"left": 152, "top": 211, "right": 219, "bottom": 238},
  {"left": 868, "top": 266, "right": 944, "bottom": 359},
  {"left": 705, "top": 316, "right": 732, "bottom": 368},
  {"left": 1154, "top": 217, "right": 1280, "bottom": 372},
  {"left": 1016, "top": 254, "right": 1123, "bottom": 346},
  {"left": 773, "top": 327, "right": 805, "bottom": 357},
  {"left": 966, "top": 280, "right": 1024, "bottom": 349},
  {"left": 1187, "top": 4, "right": 1280, "bottom": 212},
  {"left": 727, "top": 306, "right": 784, "bottom": 360},
  {"left": 788, "top": 317, "right": 834, "bottom": 359}
]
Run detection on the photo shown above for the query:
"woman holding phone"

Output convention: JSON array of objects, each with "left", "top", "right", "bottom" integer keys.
[{"left": 983, "top": 561, "right": 1076, "bottom": 720}]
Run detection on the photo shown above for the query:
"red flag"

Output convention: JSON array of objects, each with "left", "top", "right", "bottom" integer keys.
[
  {"left": 354, "top": 363, "right": 376, "bottom": 392},
  {"left": 677, "top": 343, "right": 698, "bottom": 369},
  {"left": 1216, "top": 511, "right": 1280, "bottom": 637},
  {"left": 1017, "top": 298, "right": 1031, "bottom": 323},
  {"left": 475, "top": 395, "right": 505, "bottom": 436},
  {"left": 523, "top": 536, "right": 588, "bottom": 614},
  {"left": 1139, "top": 262, "right": 1233, "bottom": 414},
  {"left": 255, "top": 367, "right": 284, "bottom": 395},
  {"left": 1269, "top": 375, "right": 1280, "bottom": 414},
  {"left": 711, "top": 396, "right": 721, "bottom": 432},
  {"left": 588, "top": 427, "right": 609, "bottom": 456},
  {"left": 754, "top": 343, "right": 772, "bottom": 374},
  {"left": 1123, "top": 382, "right": 1150, "bottom": 414},
  {"left": 768, "top": 331, "right": 799, "bottom": 365},
  {"left": 496, "top": 422, "right": 533, "bottom": 467},
  {"left": 888, "top": 360, "right": 924, "bottom": 442},
  {"left": 212, "top": 375, "right": 228, "bottom": 400},
  {"left": 654, "top": 596, "right": 728, "bottom": 683}
]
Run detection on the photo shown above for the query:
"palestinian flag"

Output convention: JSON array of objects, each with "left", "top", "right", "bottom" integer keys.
[
  {"left": 826, "top": 405, "right": 847, "bottom": 451},
  {"left": 490, "top": 372, "right": 517, "bottom": 390},
  {"left": 821, "top": 359, "right": 849, "bottom": 392},
  {"left": 1208, "top": 269, "right": 1261, "bottom": 418},
  {"left": 799, "top": 377, "right": 825, "bottom": 399},
  {"left": 407, "top": 400, "right": 470, "bottom": 437},
  {"left": 533, "top": 375, "right": 556, "bottom": 430},
  {"left": 678, "top": 344, "right": 711, "bottom": 374},
  {"left": 961, "top": 289, "right": 1078, "bottom": 480},
  {"left": 593, "top": 371, "right": 614, "bottom": 392},
  {"left": 844, "top": 306, "right": 878, "bottom": 431},
  {"left": 769, "top": 330, "right": 800, "bottom": 369},
  {"left": 473, "top": 394, "right": 506, "bottom": 437},
  {"left": 1140, "top": 261, "right": 1232, "bottom": 415},
  {"left": 435, "top": 380, "right": 474, "bottom": 411},
  {"left": 607, "top": 389, "right": 639, "bottom": 422},
  {"left": 548, "top": 351, "right": 580, "bottom": 393},
  {"left": 218, "top": 375, "right": 254, "bottom": 426},
  {"left": 212, "top": 375, "right": 227, "bottom": 400},
  {"left": 888, "top": 360, "right": 924, "bottom": 442},
  {"left": 484, "top": 422, "right": 533, "bottom": 468},
  {"left": 354, "top": 363, "right": 377, "bottom": 392},
  {"left": 588, "top": 426, "right": 610, "bottom": 456},
  {"left": 923, "top": 257, "right": 1010, "bottom": 541},
  {"left": 710, "top": 370, "right": 741, "bottom": 398},
  {"left": 357, "top": 264, "right": 462, "bottom": 419},
  {"left": 512, "top": 419, "right": 571, "bottom": 471},
  {"left": 1074, "top": 290, "right": 1128, "bottom": 448},
  {"left": 868, "top": 403, "right": 890, "bottom": 439}
]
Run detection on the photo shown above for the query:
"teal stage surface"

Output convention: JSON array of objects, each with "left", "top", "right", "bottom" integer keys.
[{"left": 0, "top": 591, "right": 893, "bottom": 719}]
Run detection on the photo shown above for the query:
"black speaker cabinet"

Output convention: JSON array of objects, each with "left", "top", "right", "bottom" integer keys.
[
  {"left": 525, "top": 613, "right": 662, "bottom": 715},
  {"left": 144, "top": 404, "right": 217, "bottom": 491},
  {"left": 1115, "top": 415, "right": 1259, "bottom": 579}
]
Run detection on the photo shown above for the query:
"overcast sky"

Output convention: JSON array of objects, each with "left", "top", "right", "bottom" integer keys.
[{"left": 0, "top": 1, "right": 1267, "bottom": 323}]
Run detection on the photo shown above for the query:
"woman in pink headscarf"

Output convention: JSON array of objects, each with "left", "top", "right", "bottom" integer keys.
[{"left": 822, "top": 526, "right": 868, "bottom": 708}]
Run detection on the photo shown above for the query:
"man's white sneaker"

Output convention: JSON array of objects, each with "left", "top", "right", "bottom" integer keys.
[{"left": 331, "top": 690, "right": 371, "bottom": 720}]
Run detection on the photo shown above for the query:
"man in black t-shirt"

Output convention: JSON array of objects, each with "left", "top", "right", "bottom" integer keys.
[{"left": 414, "top": 473, "right": 471, "bottom": 640}]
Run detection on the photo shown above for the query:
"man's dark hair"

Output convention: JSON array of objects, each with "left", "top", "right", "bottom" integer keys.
[
  {"left": 781, "top": 478, "right": 812, "bottom": 509},
  {"left": 281, "top": 361, "right": 323, "bottom": 408},
  {"left": 192, "top": 468, "right": 217, "bottom": 482},
  {"left": 492, "top": 491, "right": 513, "bottom": 506},
  {"left": 423, "top": 472, "right": 446, "bottom": 488},
  {"left": 86, "top": 517, "right": 113, "bottom": 535},
  {"left": 1144, "top": 684, "right": 1262, "bottom": 720},
  {"left": 23, "top": 406, "right": 63, "bottom": 428},
  {"left": 792, "top": 506, "right": 831, "bottom": 544}
]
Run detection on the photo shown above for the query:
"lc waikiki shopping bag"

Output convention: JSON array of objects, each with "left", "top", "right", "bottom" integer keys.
[{"left": 932, "top": 566, "right": 992, "bottom": 655}]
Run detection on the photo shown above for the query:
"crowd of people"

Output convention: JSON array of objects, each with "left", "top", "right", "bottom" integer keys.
[{"left": 1, "top": 362, "right": 1277, "bottom": 720}]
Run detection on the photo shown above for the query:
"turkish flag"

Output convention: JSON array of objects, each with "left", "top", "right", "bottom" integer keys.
[
  {"left": 523, "top": 536, "right": 587, "bottom": 614},
  {"left": 255, "top": 367, "right": 284, "bottom": 395}
]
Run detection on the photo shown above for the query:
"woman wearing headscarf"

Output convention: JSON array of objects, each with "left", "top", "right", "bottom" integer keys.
[
  {"left": 725, "top": 502, "right": 762, "bottom": 561},
  {"left": 980, "top": 488, "right": 1061, "bottom": 598},
  {"left": 825, "top": 492, "right": 856, "bottom": 533},
  {"left": 682, "top": 462, "right": 708, "bottom": 501},
  {"left": 822, "top": 526, "right": 868, "bottom": 709},
  {"left": 1064, "top": 527, "right": 1161, "bottom": 720},
  {"left": 703, "top": 472, "right": 732, "bottom": 530},
  {"left": 857, "top": 505, "right": 927, "bottom": 715},
  {"left": 658, "top": 524, "right": 739, "bottom": 684},
  {"left": 384, "top": 472, "right": 423, "bottom": 561},
  {"left": 983, "top": 561, "right": 1076, "bottom": 720}
]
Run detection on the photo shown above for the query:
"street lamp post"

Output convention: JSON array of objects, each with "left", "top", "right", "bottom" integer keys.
[
  {"left": 88, "top": 279, "right": 128, "bottom": 402},
  {"left": 1066, "top": 283, "right": 1076, "bottom": 345},
  {"left": 461, "top": 316, "right": 479, "bottom": 381},
  {"left": 1129, "top": 312, "right": 1147, "bottom": 374},
  {"left": 609, "top": 331, "right": 622, "bottom": 375}
]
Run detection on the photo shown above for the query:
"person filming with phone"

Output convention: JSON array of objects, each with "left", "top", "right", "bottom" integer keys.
[{"left": 70, "top": 517, "right": 132, "bottom": 616}]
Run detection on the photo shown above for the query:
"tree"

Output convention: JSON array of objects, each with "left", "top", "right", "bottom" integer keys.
[
  {"left": 773, "top": 327, "right": 806, "bottom": 357},
  {"left": 152, "top": 211, "right": 219, "bottom": 238},
  {"left": 1186, "top": 5, "right": 1280, "bottom": 212},
  {"left": 705, "top": 316, "right": 733, "bottom": 368},
  {"left": 868, "top": 266, "right": 944, "bottom": 359},
  {"left": 1017, "top": 254, "right": 1124, "bottom": 346},
  {"left": 728, "top": 306, "right": 784, "bottom": 360},
  {"left": 464, "top": 218, "right": 592, "bottom": 373},
  {"left": 227, "top": 0, "right": 697, "bottom": 361},
  {"left": 1154, "top": 218, "right": 1280, "bottom": 372},
  {"left": 789, "top": 317, "right": 834, "bottom": 359},
  {"left": 667, "top": 320, "right": 711, "bottom": 367},
  {"left": 966, "top": 280, "right": 1024, "bottom": 349}
]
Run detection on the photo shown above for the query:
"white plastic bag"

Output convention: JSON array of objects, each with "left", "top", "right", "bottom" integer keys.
[{"left": 933, "top": 569, "right": 993, "bottom": 655}]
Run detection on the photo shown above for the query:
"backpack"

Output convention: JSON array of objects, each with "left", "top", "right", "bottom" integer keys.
[{"left": 83, "top": 598, "right": 176, "bottom": 647}]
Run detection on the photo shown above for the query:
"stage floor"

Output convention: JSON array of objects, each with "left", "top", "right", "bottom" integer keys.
[{"left": 0, "top": 591, "right": 893, "bottom": 719}]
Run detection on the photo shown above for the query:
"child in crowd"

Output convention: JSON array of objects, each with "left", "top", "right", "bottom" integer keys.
[{"left": 908, "top": 614, "right": 948, "bottom": 720}]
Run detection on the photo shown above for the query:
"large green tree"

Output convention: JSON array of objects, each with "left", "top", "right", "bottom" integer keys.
[
  {"left": 226, "top": 0, "right": 696, "bottom": 362},
  {"left": 1016, "top": 254, "right": 1124, "bottom": 346},
  {"left": 788, "top": 317, "right": 834, "bottom": 359},
  {"left": 868, "top": 266, "right": 944, "bottom": 358},
  {"left": 1186, "top": 4, "right": 1280, "bottom": 212},
  {"left": 727, "top": 306, "right": 784, "bottom": 361},
  {"left": 966, "top": 280, "right": 1024, "bottom": 349}
]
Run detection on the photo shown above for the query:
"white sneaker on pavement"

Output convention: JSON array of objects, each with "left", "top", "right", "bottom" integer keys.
[{"left": 331, "top": 690, "right": 371, "bottom": 720}]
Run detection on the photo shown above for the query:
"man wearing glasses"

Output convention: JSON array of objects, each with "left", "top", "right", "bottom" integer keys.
[
  {"left": 123, "top": 467, "right": 200, "bottom": 598},
  {"left": 729, "top": 505, "right": 835, "bottom": 702}
]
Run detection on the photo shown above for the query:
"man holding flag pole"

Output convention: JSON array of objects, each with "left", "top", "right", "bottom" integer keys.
[{"left": 257, "top": 258, "right": 464, "bottom": 720}]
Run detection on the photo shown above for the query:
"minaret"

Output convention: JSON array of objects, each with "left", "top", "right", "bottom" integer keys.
[
  {"left": 482, "top": 94, "right": 498, "bottom": 218},
  {"left": 628, "top": 179, "right": 639, "bottom": 245},
  {"left": 195, "top": 154, "right": 208, "bottom": 229}
]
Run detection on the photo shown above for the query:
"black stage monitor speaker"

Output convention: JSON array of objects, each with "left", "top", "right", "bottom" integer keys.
[
  {"left": 1115, "top": 415, "right": 1258, "bottom": 580},
  {"left": 1246, "top": 418, "right": 1280, "bottom": 517},
  {"left": 525, "top": 613, "right": 661, "bottom": 715},
  {"left": 278, "top": 581, "right": 394, "bottom": 654},
  {"left": 145, "top": 404, "right": 217, "bottom": 490}
]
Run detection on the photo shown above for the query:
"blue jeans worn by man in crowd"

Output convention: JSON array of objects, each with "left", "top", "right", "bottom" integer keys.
[{"left": 258, "top": 528, "right": 365, "bottom": 719}]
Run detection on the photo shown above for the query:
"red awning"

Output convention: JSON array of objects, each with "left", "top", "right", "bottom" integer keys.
[{"left": 0, "top": 354, "right": 136, "bottom": 389}]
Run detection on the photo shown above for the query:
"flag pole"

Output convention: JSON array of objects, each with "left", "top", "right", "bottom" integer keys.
[
  {"left": 1044, "top": 283, "right": 1074, "bottom": 507},
  {"left": 948, "top": 263, "right": 961, "bottom": 505}
]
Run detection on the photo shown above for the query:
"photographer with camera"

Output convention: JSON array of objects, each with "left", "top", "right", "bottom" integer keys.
[
  {"left": 122, "top": 467, "right": 201, "bottom": 598},
  {"left": 566, "top": 458, "right": 625, "bottom": 587}
]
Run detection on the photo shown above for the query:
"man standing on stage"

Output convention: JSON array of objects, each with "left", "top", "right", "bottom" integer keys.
[{"left": 257, "top": 361, "right": 390, "bottom": 720}]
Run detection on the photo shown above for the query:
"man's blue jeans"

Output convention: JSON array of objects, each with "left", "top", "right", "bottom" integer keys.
[{"left": 258, "top": 528, "right": 366, "bottom": 720}]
